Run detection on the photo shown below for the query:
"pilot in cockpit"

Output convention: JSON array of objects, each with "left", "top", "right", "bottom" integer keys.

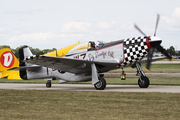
[
  {"left": 88, "top": 42, "right": 96, "bottom": 51},
  {"left": 88, "top": 41, "right": 104, "bottom": 51}
]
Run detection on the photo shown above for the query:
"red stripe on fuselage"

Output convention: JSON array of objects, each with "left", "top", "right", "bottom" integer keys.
[
  {"left": 146, "top": 36, "right": 151, "bottom": 52},
  {"left": 47, "top": 67, "right": 49, "bottom": 75},
  {"left": 118, "top": 39, "right": 125, "bottom": 66}
]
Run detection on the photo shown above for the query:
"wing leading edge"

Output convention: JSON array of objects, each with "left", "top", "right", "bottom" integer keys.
[{"left": 24, "top": 55, "right": 120, "bottom": 74}]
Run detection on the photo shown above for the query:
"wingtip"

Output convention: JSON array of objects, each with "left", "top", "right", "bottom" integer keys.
[{"left": 145, "top": 68, "right": 150, "bottom": 72}]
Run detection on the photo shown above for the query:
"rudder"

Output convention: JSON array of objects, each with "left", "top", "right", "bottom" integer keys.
[
  {"left": 18, "top": 46, "right": 33, "bottom": 80},
  {"left": 0, "top": 48, "right": 21, "bottom": 79},
  {"left": 0, "top": 48, "right": 19, "bottom": 72}
]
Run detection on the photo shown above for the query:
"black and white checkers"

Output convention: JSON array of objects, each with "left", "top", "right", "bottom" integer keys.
[{"left": 120, "top": 36, "right": 148, "bottom": 67}]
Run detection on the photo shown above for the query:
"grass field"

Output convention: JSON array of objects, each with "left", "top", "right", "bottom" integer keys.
[
  {"left": 0, "top": 90, "right": 180, "bottom": 120},
  {"left": 0, "top": 63, "right": 179, "bottom": 119}
]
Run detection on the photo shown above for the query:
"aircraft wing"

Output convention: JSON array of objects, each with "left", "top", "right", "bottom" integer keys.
[{"left": 23, "top": 55, "right": 120, "bottom": 74}]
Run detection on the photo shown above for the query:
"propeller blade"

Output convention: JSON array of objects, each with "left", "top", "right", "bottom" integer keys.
[
  {"left": 134, "top": 24, "right": 146, "bottom": 36},
  {"left": 154, "top": 14, "right": 160, "bottom": 36},
  {"left": 156, "top": 45, "right": 173, "bottom": 61},
  {"left": 145, "top": 47, "right": 155, "bottom": 72}
]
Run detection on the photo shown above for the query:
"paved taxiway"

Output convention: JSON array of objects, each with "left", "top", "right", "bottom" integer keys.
[{"left": 0, "top": 83, "right": 180, "bottom": 93}]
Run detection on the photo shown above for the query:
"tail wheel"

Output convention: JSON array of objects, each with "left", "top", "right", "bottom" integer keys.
[
  {"left": 138, "top": 76, "right": 149, "bottom": 88},
  {"left": 94, "top": 77, "right": 106, "bottom": 90},
  {"left": 46, "top": 81, "right": 51, "bottom": 88}
]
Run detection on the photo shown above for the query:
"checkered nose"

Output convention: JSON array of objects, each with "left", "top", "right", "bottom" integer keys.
[{"left": 147, "top": 36, "right": 162, "bottom": 48}]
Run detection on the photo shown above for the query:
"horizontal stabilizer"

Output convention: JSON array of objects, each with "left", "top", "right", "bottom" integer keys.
[{"left": 8, "top": 65, "right": 41, "bottom": 71}]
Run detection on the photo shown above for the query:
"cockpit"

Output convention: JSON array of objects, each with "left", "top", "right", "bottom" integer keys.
[
  {"left": 88, "top": 41, "right": 105, "bottom": 51},
  {"left": 65, "top": 41, "right": 105, "bottom": 56}
]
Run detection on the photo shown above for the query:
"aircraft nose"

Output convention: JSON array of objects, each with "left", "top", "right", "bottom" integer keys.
[{"left": 147, "top": 36, "right": 162, "bottom": 48}]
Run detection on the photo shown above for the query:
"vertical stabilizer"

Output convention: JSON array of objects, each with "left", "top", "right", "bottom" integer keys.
[
  {"left": 0, "top": 48, "right": 21, "bottom": 79},
  {"left": 18, "top": 46, "right": 33, "bottom": 80},
  {"left": 0, "top": 48, "right": 19, "bottom": 72}
]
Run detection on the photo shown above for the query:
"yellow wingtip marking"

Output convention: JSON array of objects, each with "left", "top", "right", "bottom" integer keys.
[
  {"left": 145, "top": 68, "right": 150, "bottom": 72},
  {"left": 171, "top": 57, "right": 173, "bottom": 61}
]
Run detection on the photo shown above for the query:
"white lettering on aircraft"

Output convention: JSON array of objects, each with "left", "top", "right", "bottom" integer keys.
[{"left": 1, "top": 52, "right": 14, "bottom": 68}]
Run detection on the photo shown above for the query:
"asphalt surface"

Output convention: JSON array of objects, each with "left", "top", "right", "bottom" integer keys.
[{"left": 0, "top": 83, "right": 180, "bottom": 93}]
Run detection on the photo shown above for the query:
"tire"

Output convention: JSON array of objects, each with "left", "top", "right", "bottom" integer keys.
[
  {"left": 46, "top": 81, "right": 51, "bottom": 88},
  {"left": 94, "top": 77, "right": 106, "bottom": 90},
  {"left": 138, "top": 76, "right": 149, "bottom": 88}
]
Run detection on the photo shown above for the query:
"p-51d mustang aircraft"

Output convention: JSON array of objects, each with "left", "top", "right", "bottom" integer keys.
[{"left": 9, "top": 14, "right": 172, "bottom": 90}]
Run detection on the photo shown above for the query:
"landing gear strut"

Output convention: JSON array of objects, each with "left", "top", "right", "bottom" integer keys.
[
  {"left": 91, "top": 63, "right": 106, "bottom": 90},
  {"left": 94, "top": 76, "right": 106, "bottom": 90},
  {"left": 136, "top": 63, "right": 149, "bottom": 88},
  {"left": 46, "top": 80, "right": 51, "bottom": 88}
]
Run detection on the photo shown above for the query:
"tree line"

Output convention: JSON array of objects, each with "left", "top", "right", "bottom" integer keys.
[
  {"left": 0, "top": 45, "right": 180, "bottom": 58},
  {"left": 0, "top": 45, "right": 56, "bottom": 58}
]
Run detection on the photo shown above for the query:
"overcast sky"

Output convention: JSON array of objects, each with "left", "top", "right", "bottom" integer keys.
[{"left": 1, "top": 0, "right": 180, "bottom": 50}]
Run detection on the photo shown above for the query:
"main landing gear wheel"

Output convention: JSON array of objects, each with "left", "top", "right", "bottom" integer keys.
[
  {"left": 138, "top": 76, "right": 149, "bottom": 88},
  {"left": 94, "top": 77, "right": 106, "bottom": 90},
  {"left": 46, "top": 81, "right": 51, "bottom": 88}
]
